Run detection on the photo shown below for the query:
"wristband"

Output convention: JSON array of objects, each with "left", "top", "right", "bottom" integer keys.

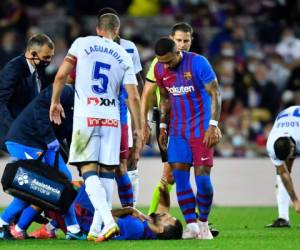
[
  {"left": 209, "top": 120, "right": 218, "bottom": 127},
  {"left": 159, "top": 123, "right": 167, "bottom": 129}
]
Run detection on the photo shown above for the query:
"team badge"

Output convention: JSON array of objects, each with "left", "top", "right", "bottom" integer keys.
[{"left": 184, "top": 71, "right": 192, "bottom": 80}]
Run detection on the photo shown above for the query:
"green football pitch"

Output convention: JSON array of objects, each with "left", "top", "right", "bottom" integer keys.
[{"left": 1, "top": 206, "right": 299, "bottom": 250}]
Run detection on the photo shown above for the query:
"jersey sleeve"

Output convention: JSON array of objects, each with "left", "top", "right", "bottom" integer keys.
[
  {"left": 146, "top": 58, "right": 158, "bottom": 83},
  {"left": 131, "top": 43, "right": 142, "bottom": 74},
  {"left": 123, "top": 53, "right": 138, "bottom": 85},
  {"left": 194, "top": 55, "right": 216, "bottom": 85},
  {"left": 68, "top": 38, "right": 81, "bottom": 58}
]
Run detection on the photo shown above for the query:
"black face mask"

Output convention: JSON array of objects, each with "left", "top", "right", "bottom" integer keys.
[{"left": 35, "top": 58, "right": 50, "bottom": 70}]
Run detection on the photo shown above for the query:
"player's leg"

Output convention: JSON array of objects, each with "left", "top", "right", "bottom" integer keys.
[
  {"left": 115, "top": 123, "right": 134, "bottom": 207},
  {"left": 192, "top": 138, "right": 214, "bottom": 240},
  {"left": 68, "top": 119, "right": 113, "bottom": 241},
  {"left": 94, "top": 122, "right": 121, "bottom": 242},
  {"left": 266, "top": 161, "right": 293, "bottom": 228},
  {"left": 168, "top": 136, "right": 199, "bottom": 239}
]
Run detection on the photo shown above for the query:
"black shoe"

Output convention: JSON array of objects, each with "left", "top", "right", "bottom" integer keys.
[
  {"left": 208, "top": 222, "right": 219, "bottom": 237},
  {"left": 265, "top": 218, "right": 291, "bottom": 228},
  {"left": 0, "top": 225, "right": 15, "bottom": 240}
]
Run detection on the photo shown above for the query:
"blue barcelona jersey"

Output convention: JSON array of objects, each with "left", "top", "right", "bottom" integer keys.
[{"left": 155, "top": 52, "right": 216, "bottom": 139}]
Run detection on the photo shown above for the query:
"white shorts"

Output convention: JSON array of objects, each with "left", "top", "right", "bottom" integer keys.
[
  {"left": 69, "top": 116, "right": 121, "bottom": 166},
  {"left": 127, "top": 110, "right": 133, "bottom": 148}
]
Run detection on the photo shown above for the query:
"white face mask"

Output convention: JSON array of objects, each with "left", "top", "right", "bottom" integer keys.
[
  {"left": 221, "top": 48, "right": 235, "bottom": 57},
  {"left": 247, "top": 63, "right": 257, "bottom": 74}
]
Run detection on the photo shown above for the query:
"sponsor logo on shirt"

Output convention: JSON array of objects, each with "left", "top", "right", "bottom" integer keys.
[
  {"left": 87, "top": 118, "right": 119, "bottom": 127},
  {"left": 165, "top": 85, "right": 195, "bottom": 96},
  {"left": 87, "top": 97, "right": 116, "bottom": 107}
]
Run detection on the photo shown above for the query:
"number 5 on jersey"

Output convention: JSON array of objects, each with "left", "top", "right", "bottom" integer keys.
[{"left": 92, "top": 61, "right": 111, "bottom": 94}]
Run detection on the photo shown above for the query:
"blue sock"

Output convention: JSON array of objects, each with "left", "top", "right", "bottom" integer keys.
[
  {"left": 63, "top": 203, "right": 79, "bottom": 227},
  {"left": 173, "top": 169, "right": 197, "bottom": 224},
  {"left": 1, "top": 198, "right": 28, "bottom": 224},
  {"left": 17, "top": 206, "right": 39, "bottom": 230},
  {"left": 115, "top": 173, "right": 134, "bottom": 207},
  {"left": 195, "top": 175, "right": 213, "bottom": 222}
]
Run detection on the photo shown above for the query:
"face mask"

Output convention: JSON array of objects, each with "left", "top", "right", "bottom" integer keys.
[
  {"left": 36, "top": 59, "right": 50, "bottom": 69},
  {"left": 247, "top": 63, "right": 257, "bottom": 73},
  {"left": 221, "top": 49, "right": 235, "bottom": 57}
]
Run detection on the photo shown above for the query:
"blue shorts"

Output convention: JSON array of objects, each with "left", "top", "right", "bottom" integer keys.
[{"left": 168, "top": 136, "right": 213, "bottom": 166}]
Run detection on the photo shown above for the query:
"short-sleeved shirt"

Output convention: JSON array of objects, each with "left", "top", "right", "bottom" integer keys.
[
  {"left": 68, "top": 36, "right": 137, "bottom": 120},
  {"left": 146, "top": 57, "right": 161, "bottom": 106},
  {"left": 119, "top": 38, "right": 142, "bottom": 124},
  {"left": 155, "top": 51, "right": 216, "bottom": 139},
  {"left": 267, "top": 105, "right": 300, "bottom": 166}
]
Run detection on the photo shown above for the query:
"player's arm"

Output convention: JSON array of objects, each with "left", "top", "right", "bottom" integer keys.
[
  {"left": 277, "top": 163, "right": 300, "bottom": 213},
  {"left": 125, "top": 83, "right": 142, "bottom": 163},
  {"left": 50, "top": 54, "right": 75, "bottom": 124},
  {"left": 204, "top": 79, "right": 222, "bottom": 148},
  {"left": 112, "top": 207, "right": 149, "bottom": 221},
  {"left": 136, "top": 72, "right": 144, "bottom": 96},
  {"left": 141, "top": 80, "right": 157, "bottom": 145},
  {"left": 158, "top": 86, "right": 170, "bottom": 152},
  {"left": 156, "top": 179, "right": 170, "bottom": 213}
]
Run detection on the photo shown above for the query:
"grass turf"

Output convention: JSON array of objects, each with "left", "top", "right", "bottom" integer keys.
[{"left": 1, "top": 206, "right": 299, "bottom": 250}]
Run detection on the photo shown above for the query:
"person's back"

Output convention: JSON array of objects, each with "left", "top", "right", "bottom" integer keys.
[
  {"left": 70, "top": 35, "right": 134, "bottom": 121},
  {"left": 6, "top": 85, "right": 74, "bottom": 149},
  {"left": 267, "top": 105, "right": 300, "bottom": 164}
]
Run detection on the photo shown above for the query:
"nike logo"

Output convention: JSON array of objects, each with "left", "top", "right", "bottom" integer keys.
[
  {"left": 163, "top": 76, "right": 173, "bottom": 81},
  {"left": 201, "top": 157, "right": 209, "bottom": 161}
]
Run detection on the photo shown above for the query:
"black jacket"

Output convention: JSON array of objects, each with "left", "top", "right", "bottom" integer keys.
[
  {"left": 5, "top": 85, "right": 74, "bottom": 150},
  {"left": 0, "top": 55, "right": 43, "bottom": 150}
]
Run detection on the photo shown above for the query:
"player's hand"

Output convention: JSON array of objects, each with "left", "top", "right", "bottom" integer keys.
[
  {"left": 131, "top": 208, "right": 150, "bottom": 222},
  {"left": 49, "top": 102, "right": 65, "bottom": 125},
  {"left": 293, "top": 200, "right": 300, "bottom": 213},
  {"left": 158, "top": 128, "right": 168, "bottom": 152},
  {"left": 203, "top": 126, "right": 222, "bottom": 148}
]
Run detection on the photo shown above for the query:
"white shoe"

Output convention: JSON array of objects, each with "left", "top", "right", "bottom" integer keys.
[
  {"left": 182, "top": 223, "right": 200, "bottom": 239},
  {"left": 198, "top": 221, "right": 213, "bottom": 240}
]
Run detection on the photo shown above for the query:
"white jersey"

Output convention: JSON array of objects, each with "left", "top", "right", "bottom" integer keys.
[
  {"left": 120, "top": 38, "right": 142, "bottom": 74},
  {"left": 267, "top": 106, "right": 300, "bottom": 166},
  {"left": 276, "top": 38, "right": 300, "bottom": 64},
  {"left": 68, "top": 36, "right": 137, "bottom": 120}
]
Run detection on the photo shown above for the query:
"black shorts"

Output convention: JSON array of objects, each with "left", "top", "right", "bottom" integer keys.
[{"left": 152, "top": 107, "right": 168, "bottom": 163}]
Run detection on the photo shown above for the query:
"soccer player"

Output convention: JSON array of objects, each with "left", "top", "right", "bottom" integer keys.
[
  {"left": 155, "top": 38, "right": 222, "bottom": 239},
  {"left": 141, "top": 22, "right": 193, "bottom": 214},
  {"left": 49, "top": 13, "right": 142, "bottom": 242},
  {"left": 31, "top": 179, "right": 183, "bottom": 240},
  {"left": 265, "top": 106, "right": 300, "bottom": 227},
  {"left": 0, "top": 81, "right": 84, "bottom": 240},
  {"left": 97, "top": 7, "right": 144, "bottom": 208}
]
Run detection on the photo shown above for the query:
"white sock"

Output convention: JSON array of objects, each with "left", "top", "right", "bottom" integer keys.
[
  {"left": 15, "top": 224, "right": 23, "bottom": 233},
  {"left": 85, "top": 175, "right": 115, "bottom": 227},
  {"left": 276, "top": 175, "right": 290, "bottom": 221},
  {"left": 0, "top": 218, "right": 9, "bottom": 227},
  {"left": 128, "top": 169, "right": 139, "bottom": 207},
  {"left": 67, "top": 224, "right": 80, "bottom": 234},
  {"left": 100, "top": 177, "right": 114, "bottom": 210},
  {"left": 89, "top": 210, "right": 103, "bottom": 236}
]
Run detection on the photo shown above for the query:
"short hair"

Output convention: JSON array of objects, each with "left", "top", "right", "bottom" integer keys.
[
  {"left": 154, "top": 37, "right": 176, "bottom": 56},
  {"left": 26, "top": 33, "right": 54, "bottom": 50},
  {"left": 274, "top": 137, "right": 292, "bottom": 160},
  {"left": 156, "top": 219, "right": 183, "bottom": 240},
  {"left": 171, "top": 22, "right": 193, "bottom": 36},
  {"left": 97, "top": 13, "right": 120, "bottom": 31},
  {"left": 97, "top": 7, "right": 118, "bottom": 18}
]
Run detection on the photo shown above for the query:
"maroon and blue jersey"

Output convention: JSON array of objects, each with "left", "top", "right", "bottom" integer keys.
[{"left": 155, "top": 52, "right": 216, "bottom": 139}]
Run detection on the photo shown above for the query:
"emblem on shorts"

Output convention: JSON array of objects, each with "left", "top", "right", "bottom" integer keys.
[{"left": 184, "top": 71, "right": 192, "bottom": 80}]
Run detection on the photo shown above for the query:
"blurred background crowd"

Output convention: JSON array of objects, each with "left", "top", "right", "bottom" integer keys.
[{"left": 1, "top": 0, "right": 300, "bottom": 158}]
